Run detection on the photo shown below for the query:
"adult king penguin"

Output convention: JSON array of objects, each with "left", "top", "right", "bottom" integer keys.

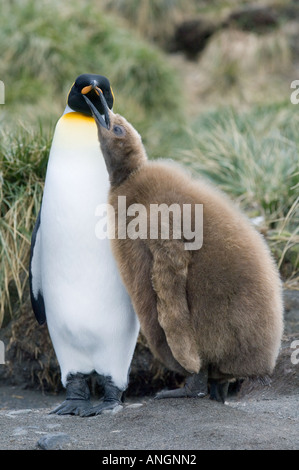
[{"left": 29, "top": 74, "right": 139, "bottom": 416}]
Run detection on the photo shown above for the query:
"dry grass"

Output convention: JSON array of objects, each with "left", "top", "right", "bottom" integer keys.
[
  {"left": 173, "top": 27, "right": 293, "bottom": 114},
  {"left": 0, "top": 128, "right": 50, "bottom": 326},
  {"left": 179, "top": 105, "right": 299, "bottom": 286}
]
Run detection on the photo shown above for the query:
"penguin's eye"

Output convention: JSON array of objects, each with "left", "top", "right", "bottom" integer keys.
[{"left": 113, "top": 125, "right": 125, "bottom": 136}]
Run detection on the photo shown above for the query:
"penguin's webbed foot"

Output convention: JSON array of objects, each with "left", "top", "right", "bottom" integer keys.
[
  {"left": 155, "top": 371, "right": 208, "bottom": 400},
  {"left": 49, "top": 399, "right": 93, "bottom": 416},
  {"left": 80, "top": 399, "right": 123, "bottom": 417},
  {"left": 80, "top": 375, "right": 123, "bottom": 417},
  {"left": 49, "top": 372, "right": 92, "bottom": 416}
]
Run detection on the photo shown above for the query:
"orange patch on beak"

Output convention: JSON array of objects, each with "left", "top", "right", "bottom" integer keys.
[
  {"left": 95, "top": 87, "right": 103, "bottom": 96},
  {"left": 81, "top": 85, "right": 103, "bottom": 96},
  {"left": 81, "top": 85, "right": 93, "bottom": 95}
]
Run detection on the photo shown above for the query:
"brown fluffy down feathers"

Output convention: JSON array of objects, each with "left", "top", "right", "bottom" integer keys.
[{"left": 95, "top": 109, "right": 284, "bottom": 382}]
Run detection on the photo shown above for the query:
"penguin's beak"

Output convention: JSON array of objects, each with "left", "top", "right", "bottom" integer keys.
[
  {"left": 83, "top": 89, "right": 110, "bottom": 130},
  {"left": 80, "top": 81, "right": 102, "bottom": 97}
]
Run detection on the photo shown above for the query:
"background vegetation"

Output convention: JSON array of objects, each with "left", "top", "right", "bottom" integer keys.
[{"left": 1, "top": 0, "right": 298, "bottom": 336}]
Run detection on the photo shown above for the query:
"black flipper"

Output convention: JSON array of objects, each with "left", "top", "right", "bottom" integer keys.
[{"left": 29, "top": 209, "right": 46, "bottom": 325}]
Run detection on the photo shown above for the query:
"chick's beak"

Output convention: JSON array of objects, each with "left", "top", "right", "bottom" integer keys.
[{"left": 83, "top": 88, "right": 110, "bottom": 129}]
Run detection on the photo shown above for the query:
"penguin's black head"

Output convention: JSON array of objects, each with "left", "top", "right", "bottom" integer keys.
[{"left": 67, "top": 73, "right": 114, "bottom": 117}]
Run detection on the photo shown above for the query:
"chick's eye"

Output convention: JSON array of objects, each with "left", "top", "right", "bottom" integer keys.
[{"left": 113, "top": 125, "right": 125, "bottom": 136}]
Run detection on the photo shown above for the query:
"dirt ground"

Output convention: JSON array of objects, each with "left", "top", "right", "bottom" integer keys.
[
  {"left": 0, "top": 379, "right": 298, "bottom": 451},
  {"left": 0, "top": 291, "right": 298, "bottom": 451},
  {"left": 1, "top": 324, "right": 299, "bottom": 450}
]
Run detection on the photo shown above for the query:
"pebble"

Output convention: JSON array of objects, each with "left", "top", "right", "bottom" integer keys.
[
  {"left": 101, "top": 404, "right": 123, "bottom": 415},
  {"left": 37, "top": 433, "right": 72, "bottom": 450},
  {"left": 6, "top": 409, "right": 33, "bottom": 418},
  {"left": 12, "top": 427, "right": 28, "bottom": 436},
  {"left": 126, "top": 403, "right": 143, "bottom": 409},
  {"left": 46, "top": 423, "right": 61, "bottom": 430}
]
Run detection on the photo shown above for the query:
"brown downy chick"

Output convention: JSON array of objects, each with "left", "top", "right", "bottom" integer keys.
[{"left": 84, "top": 94, "right": 284, "bottom": 403}]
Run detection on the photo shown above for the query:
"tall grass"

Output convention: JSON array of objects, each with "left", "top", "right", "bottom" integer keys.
[
  {"left": 185, "top": 106, "right": 298, "bottom": 214},
  {"left": 105, "top": 0, "right": 183, "bottom": 44},
  {"left": 181, "top": 105, "right": 299, "bottom": 283},
  {"left": 184, "top": 28, "right": 293, "bottom": 110},
  {"left": 0, "top": 128, "right": 51, "bottom": 326}
]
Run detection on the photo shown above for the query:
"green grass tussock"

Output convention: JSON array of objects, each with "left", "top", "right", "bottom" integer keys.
[
  {"left": 0, "top": 128, "right": 51, "bottom": 325},
  {"left": 185, "top": 106, "right": 299, "bottom": 216},
  {"left": 181, "top": 105, "right": 299, "bottom": 283}
]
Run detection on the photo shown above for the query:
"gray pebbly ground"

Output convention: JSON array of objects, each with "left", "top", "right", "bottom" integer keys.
[
  {"left": 0, "top": 289, "right": 298, "bottom": 451},
  {"left": 0, "top": 384, "right": 298, "bottom": 450}
]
